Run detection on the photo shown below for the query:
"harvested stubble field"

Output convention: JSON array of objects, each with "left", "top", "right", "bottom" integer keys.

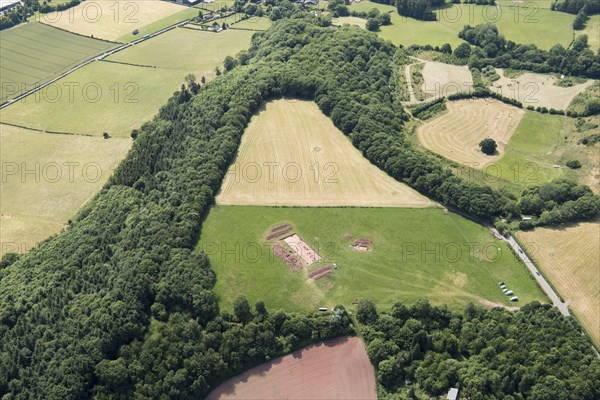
[
  {"left": 490, "top": 69, "right": 595, "bottom": 110},
  {"left": 0, "top": 124, "right": 131, "bottom": 256},
  {"left": 0, "top": 28, "right": 255, "bottom": 137},
  {"left": 198, "top": 206, "right": 546, "bottom": 313},
  {"left": 0, "top": 22, "right": 115, "bottom": 102},
  {"left": 43, "top": 0, "right": 195, "bottom": 42},
  {"left": 416, "top": 99, "right": 524, "bottom": 165},
  {"left": 206, "top": 336, "right": 376, "bottom": 400},
  {"left": 518, "top": 222, "right": 600, "bottom": 348},
  {"left": 216, "top": 99, "right": 433, "bottom": 207},
  {"left": 421, "top": 61, "right": 473, "bottom": 98}
]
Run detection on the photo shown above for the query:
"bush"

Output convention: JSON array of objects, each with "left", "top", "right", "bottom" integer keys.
[
  {"left": 566, "top": 160, "right": 582, "bottom": 169},
  {"left": 519, "top": 220, "right": 534, "bottom": 230}
]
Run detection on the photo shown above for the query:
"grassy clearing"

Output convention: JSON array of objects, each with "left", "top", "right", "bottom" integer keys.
[
  {"left": 0, "top": 22, "right": 115, "bottom": 102},
  {"left": 332, "top": 16, "right": 367, "bottom": 29},
  {"left": 518, "top": 222, "right": 600, "bottom": 348},
  {"left": 410, "top": 63, "right": 432, "bottom": 101},
  {"left": 416, "top": 99, "right": 524, "bottom": 165},
  {"left": 230, "top": 16, "right": 273, "bottom": 31},
  {"left": 198, "top": 206, "right": 547, "bottom": 312},
  {"left": 0, "top": 124, "right": 131, "bottom": 255},
  {"left": 491, "top": 69, "right": 595, "bottom": 110},
  {"left": 582, "top": 14, "right": 599, "bottom": 51},
  {"left": 0, "top": 28, "right": 255, "bottom": 137},
  {"left": 43, "top": 0, "right": 193, "bottom": 42},
  {"left": 567, "top": 81, "right": 600, "bottom": 115},
  {"left": 216, "top": 99, "right": 433, "bottom": 207},
  {"left": 349, "top": 0, "right": 575, "bottom": 50}
]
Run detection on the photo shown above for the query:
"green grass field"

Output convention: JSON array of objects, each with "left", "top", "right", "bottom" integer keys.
[
  {"left": 450, "top": 111, "right": 597, "bottom": 194},
  {"left": 0, "top": 22, "right": 116, "bottom": 102},
  {"left": 350, "top": 0, "right": 575, "bottom": 50},
  {"left": 198, "top": 206, "right": 546, "bottom": 313},
  {"left": 0, "top": 28, "right": 255, "bottom": 137}
]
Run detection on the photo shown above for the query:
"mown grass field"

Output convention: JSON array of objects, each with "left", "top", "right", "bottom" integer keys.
[
  {"left": 216, "top": 99, "right": 433, "bottom": 207},
  {"left": 349, "top": 0, "right": 575, "bottom": 50},
  {"left": 0, "top": 28, "right": 255, "bottom": 137},
  {"left": 43, "top": 0, "right": 195, "bottom": 42},
  {"left": 198, "top": 206, "right": 547, "bottom": 312},
  {"left": 417, "top": 99, "right": 524, "bottom": 165},
  {"left": 0, "top": 22, "right": 115, "bottom": 102},
  {"left": 0, "top": 124, "right": 131, "bottom": 256},
  {"left": 518, "top": 222, "right": 600, "bottom": 348}
]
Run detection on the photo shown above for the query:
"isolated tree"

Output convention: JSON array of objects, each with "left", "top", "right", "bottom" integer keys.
[
  {"left": 479, "top": 138, "right": 497, "bottom": 155},
  {"left": 365, "top": 18, "right": 380, "bottom": 32},
  {"left": 224, "top": 56, "right": 237, "bottom": 72},
  {"left": 566, "top": 159, "right": 582, "bottom": 169},
  {"left": 357, "top": 298, "right": 378, "bottom": 323}
]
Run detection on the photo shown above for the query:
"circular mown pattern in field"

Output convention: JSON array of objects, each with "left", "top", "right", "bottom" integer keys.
[
  {"left": 206, "top": 336, "right": 376, "bottom": 400},
  {"left": 416, "top": 99, "right": 525, "bottom": 167}
]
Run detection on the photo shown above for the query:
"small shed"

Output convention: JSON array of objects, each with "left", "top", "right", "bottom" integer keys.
[{"left": 447, "top": 388, "right": 459, "bottom": 400}]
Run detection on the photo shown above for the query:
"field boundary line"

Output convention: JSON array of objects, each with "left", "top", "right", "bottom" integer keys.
[
  {"left": 0, "top": 121, "right": 94, "bottom": 137},
  {"left": 0, "top": 18, "right": 192, "bottom": 110},
  {"left": 37, "top": 21, "right": 122, "bottom": 45},
  {"left": 99, "top": 59, "right": 158, "bottom": 69}
]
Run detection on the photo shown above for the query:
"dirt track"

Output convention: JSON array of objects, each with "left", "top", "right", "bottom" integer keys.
[{"left": 206, "top": 336, "right": 376, "bottom": 400}]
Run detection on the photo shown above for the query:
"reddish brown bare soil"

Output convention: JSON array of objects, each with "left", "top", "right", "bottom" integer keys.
[{"left": 206, "top": 336, "right": 377, "bottom": 400}]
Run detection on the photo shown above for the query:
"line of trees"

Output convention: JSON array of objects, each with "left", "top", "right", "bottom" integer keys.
[
  {"left": 358, "top": 298, "right": 600, "bottom": 399},
  {"left": 0, "top": 0, "right": 81, "bottom": 30},
  {"left": 459, "top": 23, "right": 600, "bottom": 78}
]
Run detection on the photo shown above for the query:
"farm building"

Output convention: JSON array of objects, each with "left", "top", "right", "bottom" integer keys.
[
  {"left": 0, "top": 0, "right": 21, "bottom": 14},
  {"left": 447, "top": 387, "right": 459, "bottom": 400}
]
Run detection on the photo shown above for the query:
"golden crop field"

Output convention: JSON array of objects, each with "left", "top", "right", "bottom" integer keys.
[
  {"left": 0, "top": 124, "right": 131, "bottom": 255},
  {"left": 519, "top": 222, "right": 600, "bottom": 348},
  {"left": 216, "top": 99, "right": 434, "bottom": 207},
  {"left": 416, "top": 99, "right": 524, "bottom": 165},
  {"left": 42, "top": 0, "right": 194, "bottom": 42}
]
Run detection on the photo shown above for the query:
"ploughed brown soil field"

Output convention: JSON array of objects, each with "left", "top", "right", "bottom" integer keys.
[{"left": 206, "top": 336, "right": 376, "bottom": 400}]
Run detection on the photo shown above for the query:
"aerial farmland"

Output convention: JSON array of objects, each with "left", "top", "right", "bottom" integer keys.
[{"left": 0, "top": 0, "right": 599, "bottom": 398}]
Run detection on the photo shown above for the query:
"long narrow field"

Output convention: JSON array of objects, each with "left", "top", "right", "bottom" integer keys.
[
  {"left": 518, "top": 222, "right": 600, "bottom": 348},
  {"left": 0, "top": 124, "right": 131, "bottom": 255},
  {"left": 0, "top": 22, "right": 115, "bottom": 102},
  {"left": 216, "top": 100, "right": 433, "bottom": 207},
  {"left": 349, "top": 0, "right": 576, "bottom": 50},
  {"left": 43, "top": 0, "right": 195, "bottom": 42},
  {"left": 0, "top": 28, "right": 255, "bottom": 137},
  {"left": 491, "top": 69, "right": 595, "bottom": 110},
  {"left": 207, "top": 337, "right": 376, "bottom": 400},
  {"left": 416, "top": 99, "right": 525, "bottom": 165},
  {"left": 198, "top": 206, "right": 546, "bottom": 312}
]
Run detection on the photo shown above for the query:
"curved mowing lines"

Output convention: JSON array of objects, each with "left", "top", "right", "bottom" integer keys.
[{"left": 416, "top": 99, "right": 525, "bottom": 167}]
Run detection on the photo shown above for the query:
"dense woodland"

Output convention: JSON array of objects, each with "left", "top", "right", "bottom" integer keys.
[
  {"left": 1, "top": 11, "right": 599, "bottom": 400},
  {"left": 358, "top": 299, "right": 600, "bottom": 399}
]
